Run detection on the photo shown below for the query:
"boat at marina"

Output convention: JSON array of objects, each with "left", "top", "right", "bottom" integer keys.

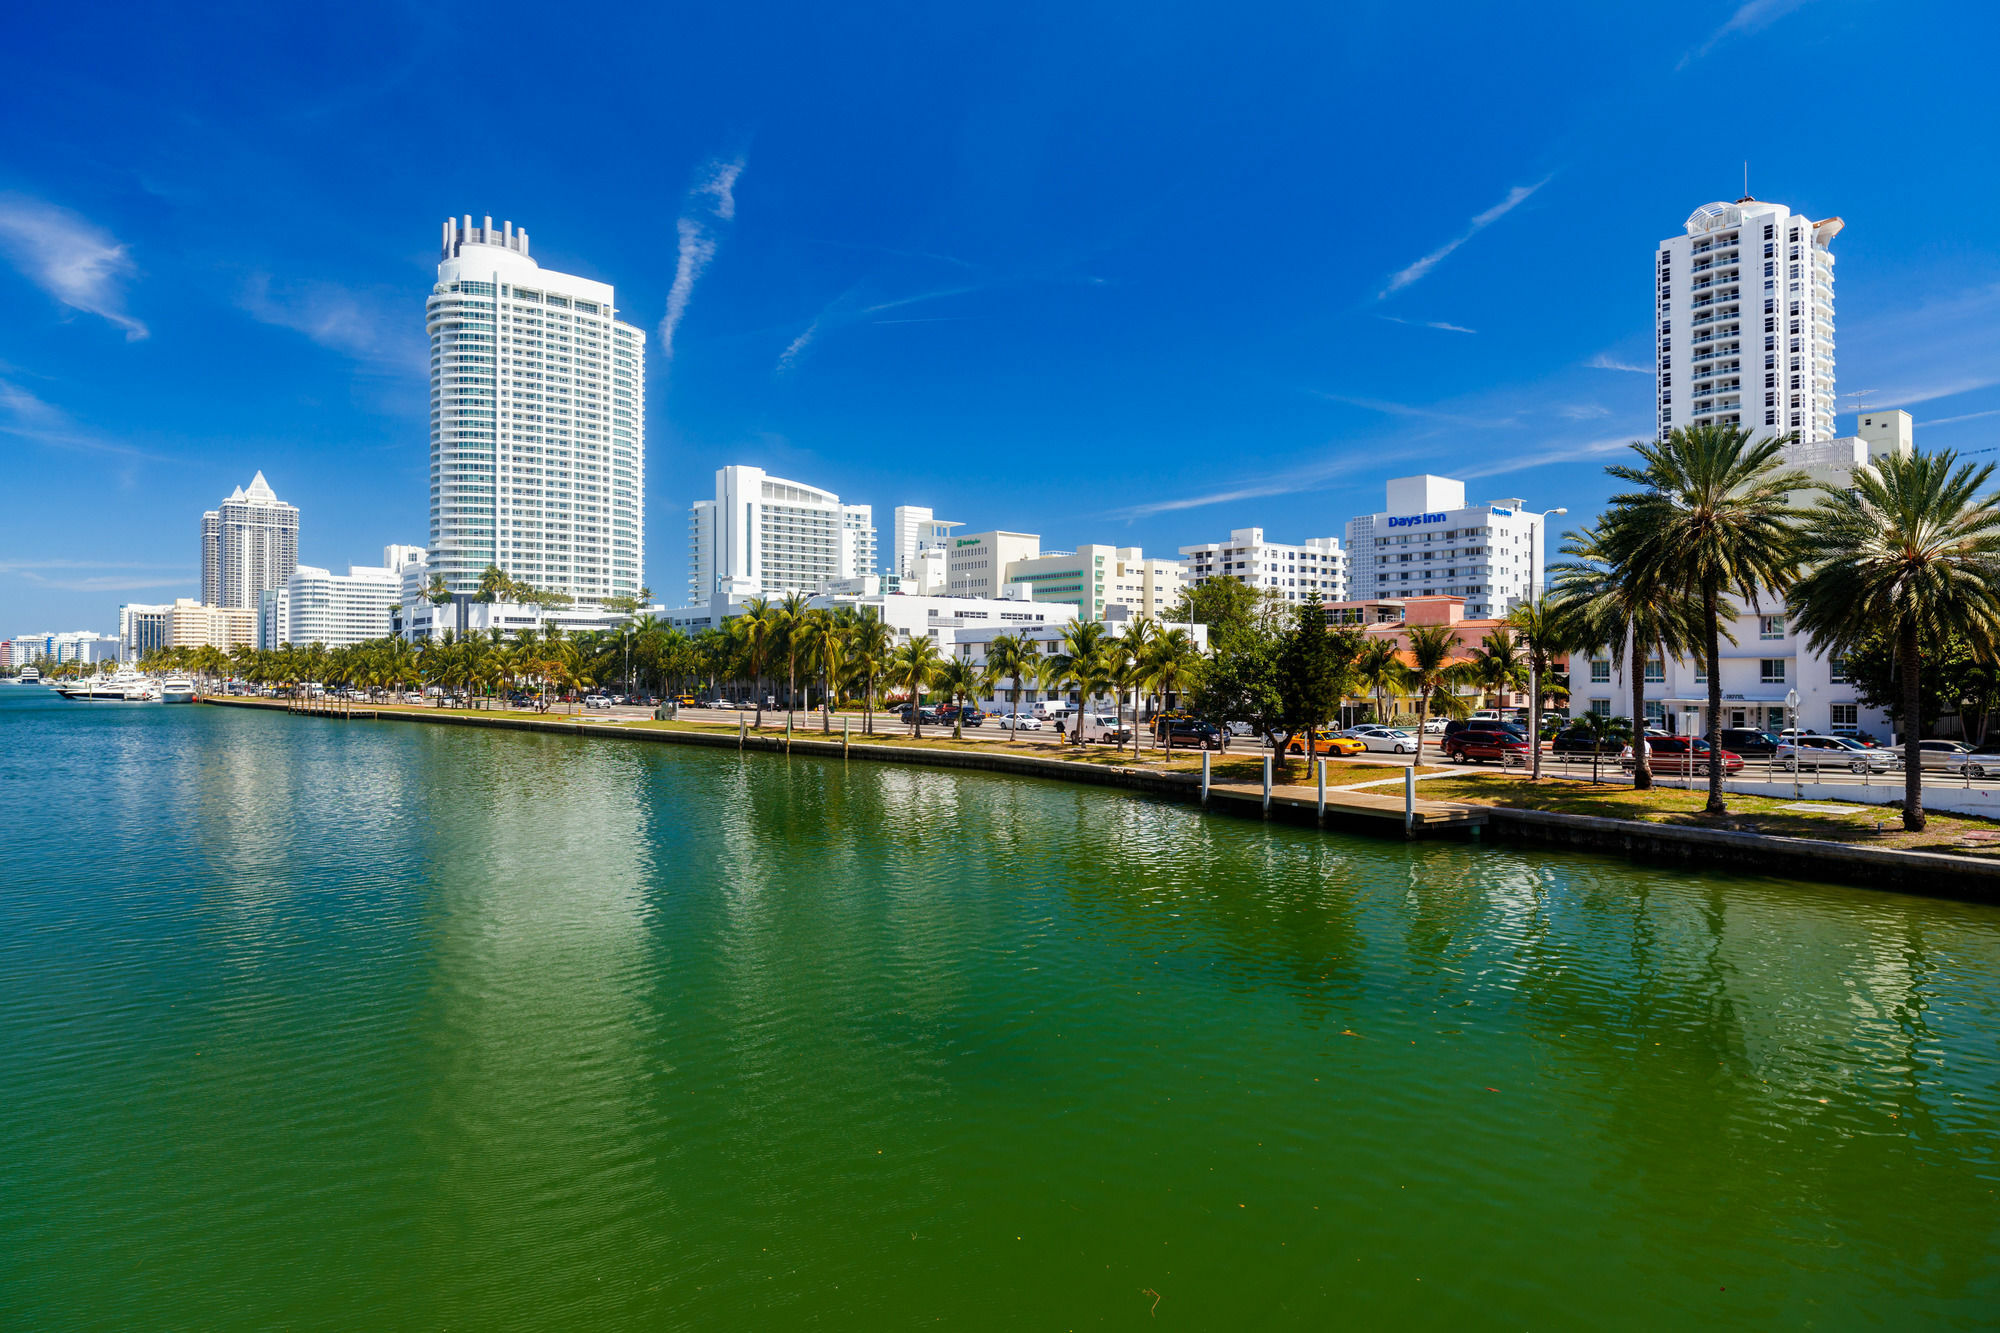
[
  {"left": 54, "top": 667, "right": 160, "bottom": 702},
  {"left": 15, "top": 666, "right": 41, "bottom": 685},
  {"left": 160, "top": 678, "right": 195, "bottom": 704}
]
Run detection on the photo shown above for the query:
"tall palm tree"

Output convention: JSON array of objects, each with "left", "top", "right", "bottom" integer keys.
[
  {"left": 845, "top": 610, "right": 893, "bottom": 735},
  {"left": 1402, "top": 624, "right": 1472, "bottom": 768},
  {"left": 1143, "top": 629, "right": 1199, "bottom": 758},
  {"left": 1467, "top": 630, "right": 1528, "bottom": 710},
  {"left": 1790, "top": 449, "right": 2000, "bottom": 831},
  {"left": 983, "top": 631, "right": 1041, "bottom": 729},
  {"left": 734, "top": 597, "right": 776, "bottom": 727},
  {"left": 1355, "top": 638, "right": 1402, "bottom": 726},
  {"left": 1605, "top": 424, "right": 1807, "bottom": 812},
  {"left": 1549, "top": 523, "right": 1707, "bottom": 792},
  {"left": 887, "top": 634, "right": 943, "bottom": 738},
  {"left": 799, "top": 610, "right": 846, "bottom": 732},
  {"left": 1045, "top": 621, "right": 1110, "bottom": 744},
  {"left": 937, "top": 656, "right": 983, "bottom": 740},
  {"left": 775, "top": 591, "right": 811, "bottom": 725},
  {"left": 1505, "top": 595, "right": 1572, "bottom": 782}
]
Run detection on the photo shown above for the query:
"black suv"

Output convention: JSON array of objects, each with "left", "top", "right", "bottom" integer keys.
[
  {"left": 1441, "top": 718, "right": 1527, "bottom": 741},
  {"left": 1718, "top": 728, "right": 1780, "bottom": 757},
  {"left": 1157, "top": 719, "right": 1224, "bottom": 751},
  {"left": 1551, "top": 725, "right": 1621, "bottom": 755}
]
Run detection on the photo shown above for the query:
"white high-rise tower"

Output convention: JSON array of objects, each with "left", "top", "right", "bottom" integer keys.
[
  {"left": 428, "top": 216, "right": 646, "bottom": 602},
  {"left": 1656, "top": 197, "right": 1840, "bottom": 441},
  {"left": 202, "top": 470, "right": 299, "bottom": 609}
]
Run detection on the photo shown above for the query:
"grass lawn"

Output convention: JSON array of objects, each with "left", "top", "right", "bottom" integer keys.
[{"left": 1425, "top": 775, "right": 2000, "bottom": 858}]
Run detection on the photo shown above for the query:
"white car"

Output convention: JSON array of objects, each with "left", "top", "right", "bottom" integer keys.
[
  {"left": 583, "top": 694, "right": 613, "bottom": 709},
  {"left": 1915, "top": 739, "right": 1993, "bottom": 777},
  {"left": 1777, "top": 734, "right": 1895, "bottom": 773},
  {"left": 1349, "top": 726, "right": 1419, "bottom": 755},
  {"left": 995, "top": 712, "right": 1043, "bottom": 731}
]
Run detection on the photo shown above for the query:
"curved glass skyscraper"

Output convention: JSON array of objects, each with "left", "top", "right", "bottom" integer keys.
[{"left": 428, "top": 216, "right": 645, "bottom": 602}]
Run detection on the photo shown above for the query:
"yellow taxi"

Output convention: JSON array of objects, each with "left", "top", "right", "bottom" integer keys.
[{"left": 1279, "top": 728, "right": 1365, "bottom": 758}]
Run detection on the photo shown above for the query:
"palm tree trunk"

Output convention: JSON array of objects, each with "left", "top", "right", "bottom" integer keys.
[
  {"left": 1629, "top": 624, "right": 1652, "bottom": 792},
  {"left": 1704, "top": 585, "right": 1726, "bottom": 815},
  {"left": 1529, "top": 653, "right": 1542, "bottom": 782},
  {"left": 1901, "top": 620, "right": 1925, "bottom": 832}
]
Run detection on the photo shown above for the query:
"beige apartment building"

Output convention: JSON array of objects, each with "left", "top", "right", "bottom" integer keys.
[{"left": 166, "top": 598, "right": 257, "bottom": 651}]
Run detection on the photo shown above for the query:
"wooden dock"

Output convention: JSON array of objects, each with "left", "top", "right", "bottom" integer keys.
[{"left": 1204, "top": 777, "right": 1487, "bottom": 837}]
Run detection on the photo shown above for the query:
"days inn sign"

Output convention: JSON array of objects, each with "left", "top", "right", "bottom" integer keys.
[{"left": 1386, "top": 511, "right": 1448, "bottom": 529}]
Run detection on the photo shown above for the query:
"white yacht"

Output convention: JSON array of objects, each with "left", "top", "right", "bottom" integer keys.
[
  {"left": 15, "top": 666, "right": 40, "bottom": 685},
  {"left": 58, "top": 667, "right": 157, "bottom": 702},
  {"left": 160, "top": 678, "right": 196, "bottom": 704}
]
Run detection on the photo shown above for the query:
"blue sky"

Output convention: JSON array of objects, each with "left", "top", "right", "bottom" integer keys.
[{"left": 4, "top": 0, "right": 1997, "bottom": 630}]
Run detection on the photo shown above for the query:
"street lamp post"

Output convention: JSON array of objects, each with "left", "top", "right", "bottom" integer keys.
[
  {"left": 1787, "top": 687, "right": 1801, "bottom": 798},
  {"left": 1526, "top": 507, "right": 1567, "bottom": 781}
]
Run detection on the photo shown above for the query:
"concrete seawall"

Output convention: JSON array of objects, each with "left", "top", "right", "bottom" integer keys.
[{"left": 201, "top": 697, "right": 2000, "bottom": 903}]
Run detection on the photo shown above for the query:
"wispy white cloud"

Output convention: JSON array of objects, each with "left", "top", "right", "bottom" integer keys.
[
  {"left": 775, "top": 285, "right": 978, "bottom": 374},
  {"left": 1379, "top": 314, "right": 1477, "bottom": 334},
  {"left": 1379, "top": 177, "right": 1551, "bottom": 298},
  {"left": 660, "top": 154, "right": 748, "bottom": 363},
  {"left": 1556, "top": 403, "right": 1611, "bottom": 420},
  {"left": 1309, "top": 389, "right": 1509, "bottom": 429},
  {"left": 1456, "top": 434, "right": 1635, "bottom": 480},
  {"left": 0, "top": 375, "right": 169, "bottom": 461},
  {"left": 0, "top": 195, "right": 148, "bottom": 340},
  {"left": 1680, "top": 0, "right": 1812, "bottom": 69},
  {"left": 775, "top": 317, "right": 822, "bottom": 373},
  {"left": 1587, "top": 352, "right": 1653, "bottom": 373},
  {"left": 1924, "top": 408, "right": 2000, "bottom": 428},
  {"left": 0, "top": 559, "right": 196, "bottom": 593},
  {"left": 239, "top": 275, "right": 422, "bottom": 371}
]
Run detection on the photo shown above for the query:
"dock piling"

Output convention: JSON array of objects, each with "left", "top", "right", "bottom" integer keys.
[
  {"left": 1404, "top": 766, "right": 1416, "bottom": 834},
  {"left": 1317, "top": 758, "right": 1326, "bottom": 821},
  {"left": 1262, "top": 755, "right": 1272, "bottom": 815},
  {"left": 1201, "top": 750, "right": 1211, "bottom": 803}
]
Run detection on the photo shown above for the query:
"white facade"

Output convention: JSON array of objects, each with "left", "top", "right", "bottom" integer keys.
[
  {"left": 268, "top": 565, "right": 402, "bottom": 648},
  {"left": 951, "top": 619, "right": 1211, "bottom": 713},
  {"left": 428, "top": 215, "right": 646, "bottom": 605},
  {"left": 687, "top": 465, "right": 877, "bottom": 600},
  {"left": 1000, "top": 544, "right": 1188, "bottom": 622},
  {"left": 9, "top": 631, "right": 119, "bottom": 665},
  {"left": 202, "top": 471, "right": 298, "bottom": 610},
  {"left": 1658, "top": 198, "right": 1840, "bottom": 441},
  {"left": 890, "top": 505, "right": 962, "bottom": 579},
  {"left": 119, "top": 603, "right": 174, "bottom": 661},
  {"left": 400, "top": 597, "right": 645, "bottom": 644},
  {"left": 1178, "top": 527, "right": 1346, "bottom": 605},
  {"left": 1343, "top": 476, "right": 1547, "bottom": 621},
  {"left": 947, "top": 530, "right": 1041, "bottom": 599}
]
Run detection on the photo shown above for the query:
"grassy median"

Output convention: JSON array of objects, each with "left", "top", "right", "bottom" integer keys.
[{"left": 1424, "top": 776, "right": 2000, "bottom": 858}]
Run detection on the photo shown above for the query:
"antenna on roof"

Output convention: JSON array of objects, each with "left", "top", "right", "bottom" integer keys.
[{"left": 1743, "top": 161, "right": 1749, "bottom": 198}]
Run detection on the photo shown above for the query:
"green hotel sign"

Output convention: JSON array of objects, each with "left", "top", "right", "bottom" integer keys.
[{"left": 956, "top": 538, "right": 982, "bottom": 547}]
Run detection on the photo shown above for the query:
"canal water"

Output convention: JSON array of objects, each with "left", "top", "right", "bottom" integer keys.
[{"left": 3, "top": 687, "right": 1997, "bottom": 1328}]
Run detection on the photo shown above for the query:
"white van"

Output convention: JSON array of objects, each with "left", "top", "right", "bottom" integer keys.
[{"left": 1032, "top": 700, "right": 1076, "bottom": 724}]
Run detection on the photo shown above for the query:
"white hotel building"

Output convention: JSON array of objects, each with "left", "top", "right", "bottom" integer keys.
[
  {"left": 1657, "top": 197, "right": 1839, "bottom": 441},
  {"left": 428, "top": 216, "right": 645, "bottom": 604},
  {"left": 202, "top": 471, "right": 298, "bottom": 610},
  {"left": 1343, "top": 476, "right": 1547, "bottom": 620},
  {"left": 261, "top": 550, "right": 416, "bottom": 649},
  {"left": 687, "top": 465, "right": 877, "bottom": 601},
  {"left": 1179, "top": 528, "right": 1346, "bottom": 605}
]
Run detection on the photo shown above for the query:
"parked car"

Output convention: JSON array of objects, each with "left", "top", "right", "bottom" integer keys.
[
  {"left": 995, "top": 711, "right": 1043, "bottom": 731},
  {"left": 1278, "top": 728, "right": 1366, "bottom": 758},
  {"left": 583, "top": 694, "right": 613, "bottom": 709},
  {"left": 1443, "top": 728, "right": 1532, "bottom": 765},
  {"left": 1156, "top": 719, "right": 1224, "bottom": 750},
  {"left": 1442, "top": 718, "right": 1528, "bottom": 742},
  {"left": 1777, "top": 734, "right": 1895, "bottom": 773},
  {"left": 1625, "top": 735, "right": 1743, "bottom": 775},
  {"left": 1422, "top": 717, "right": 1450, "bottom": 734},
  {"left": 958, "top": 707, "right": 986, "bottom": 727},
  {"left": 1551, "top": 725, "right": 1623, "bottom": 757},
  {"left": 1717, "top": 728, "right": 1782, "bottom": 758},
  {"left": 1919, "top": 740, "right": 1994, "bottom": 778},
  {"left": 1347, "top": 726, "right": 1418, "bottom": 755}
]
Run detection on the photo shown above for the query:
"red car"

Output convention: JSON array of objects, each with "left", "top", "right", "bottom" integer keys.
[
  {"left": 1444, "top": 730, "right": 1532, "bottom": 766},
  {"left": 1620, "top": 736, "right": 1743, "bottom": 775}
]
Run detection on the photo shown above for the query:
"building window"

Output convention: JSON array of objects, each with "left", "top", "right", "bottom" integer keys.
[
  {"left": 1767, "top": 706, "right": 1787, "bottom": 730},
  {"left": 1830, "top": 704, "right": 1859, "bottom": 735},
  {"left": 1589, "top": 657, "right": 1610, "bottom": 683},
  {"left": 1588, "top": 698, "right": 1612, "bottom": 717},
  {"left": 1760, "top": 614, "right": 1784, "bottom": 640},
  {"left": 1760, "top": 659, "right": 1787, "bottom": 683},
  {"left": 1644, "top": 658, "right": 1665, "bottom": 683},
  {"left": 1829, "top": 654, "right": 1849, "bottom": 684}
]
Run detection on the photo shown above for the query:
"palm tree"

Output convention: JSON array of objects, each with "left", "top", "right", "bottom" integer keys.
[
  {"left": 1572, "top": 711, "right": 1631, "bottom": 786},
  {"left": 1549, "top": 524, "right": 1706, "bottom": 793},
  {"left": 1355, "top": 638, "right": 1402, "bottom": 726},
  {"left": 776, "top": 591, "right": 811, "bottom": 726},
  {"left": 1789, "top": 449, "right": 2000, "bottom": 831},
  {"left": 937, "top": 655, "right": 983, "bottom": 740},
  {"left": 1045, "top": 621, "right": 1110, "bottom": 744},
  {"left": 1467, "top": 630, "right": 1528, "bottom": 711},
  {"left": 734, "top": 597, "right": 776, "bottom": 727},
  {"left": 846, "top": 610, "right": 893, "bottom": 735},
  {"left": 1402, "top": 624, "right": 1473, "bottom": 768},
  {"left": 1143, "top": 629, "right": 1199, "bottom": 758},
  {"left": 1606, "top": 423, "right": 1809, "bottom": 813},
  {"left": 983, "top": 631, "right": 1041, "bottom": 730},
  {"left": 887, "top": 634, "right": 943, "bottom": 738},
  {"left": 799, "top": 610, "right": 847, "bottom": 731},
  {"left": 1505, "top": 595, "right": 1571, "bottom": 782}
]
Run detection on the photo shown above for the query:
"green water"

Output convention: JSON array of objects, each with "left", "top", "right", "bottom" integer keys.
[{"left": 2, "top": 688, "right": 1997, "bottom": 1328}]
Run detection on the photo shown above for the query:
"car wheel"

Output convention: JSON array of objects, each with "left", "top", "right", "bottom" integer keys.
[
  {"left": 1969, "top": 763, "right": 1986, "bottom": 779},
  {"left": 1852, "top": 760, "right": 1869, "bottom": 775}
]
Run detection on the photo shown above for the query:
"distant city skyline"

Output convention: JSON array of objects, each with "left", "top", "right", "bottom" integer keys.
[{"left": 4, "top": 3, "right": 1998, "bottom": 631}]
